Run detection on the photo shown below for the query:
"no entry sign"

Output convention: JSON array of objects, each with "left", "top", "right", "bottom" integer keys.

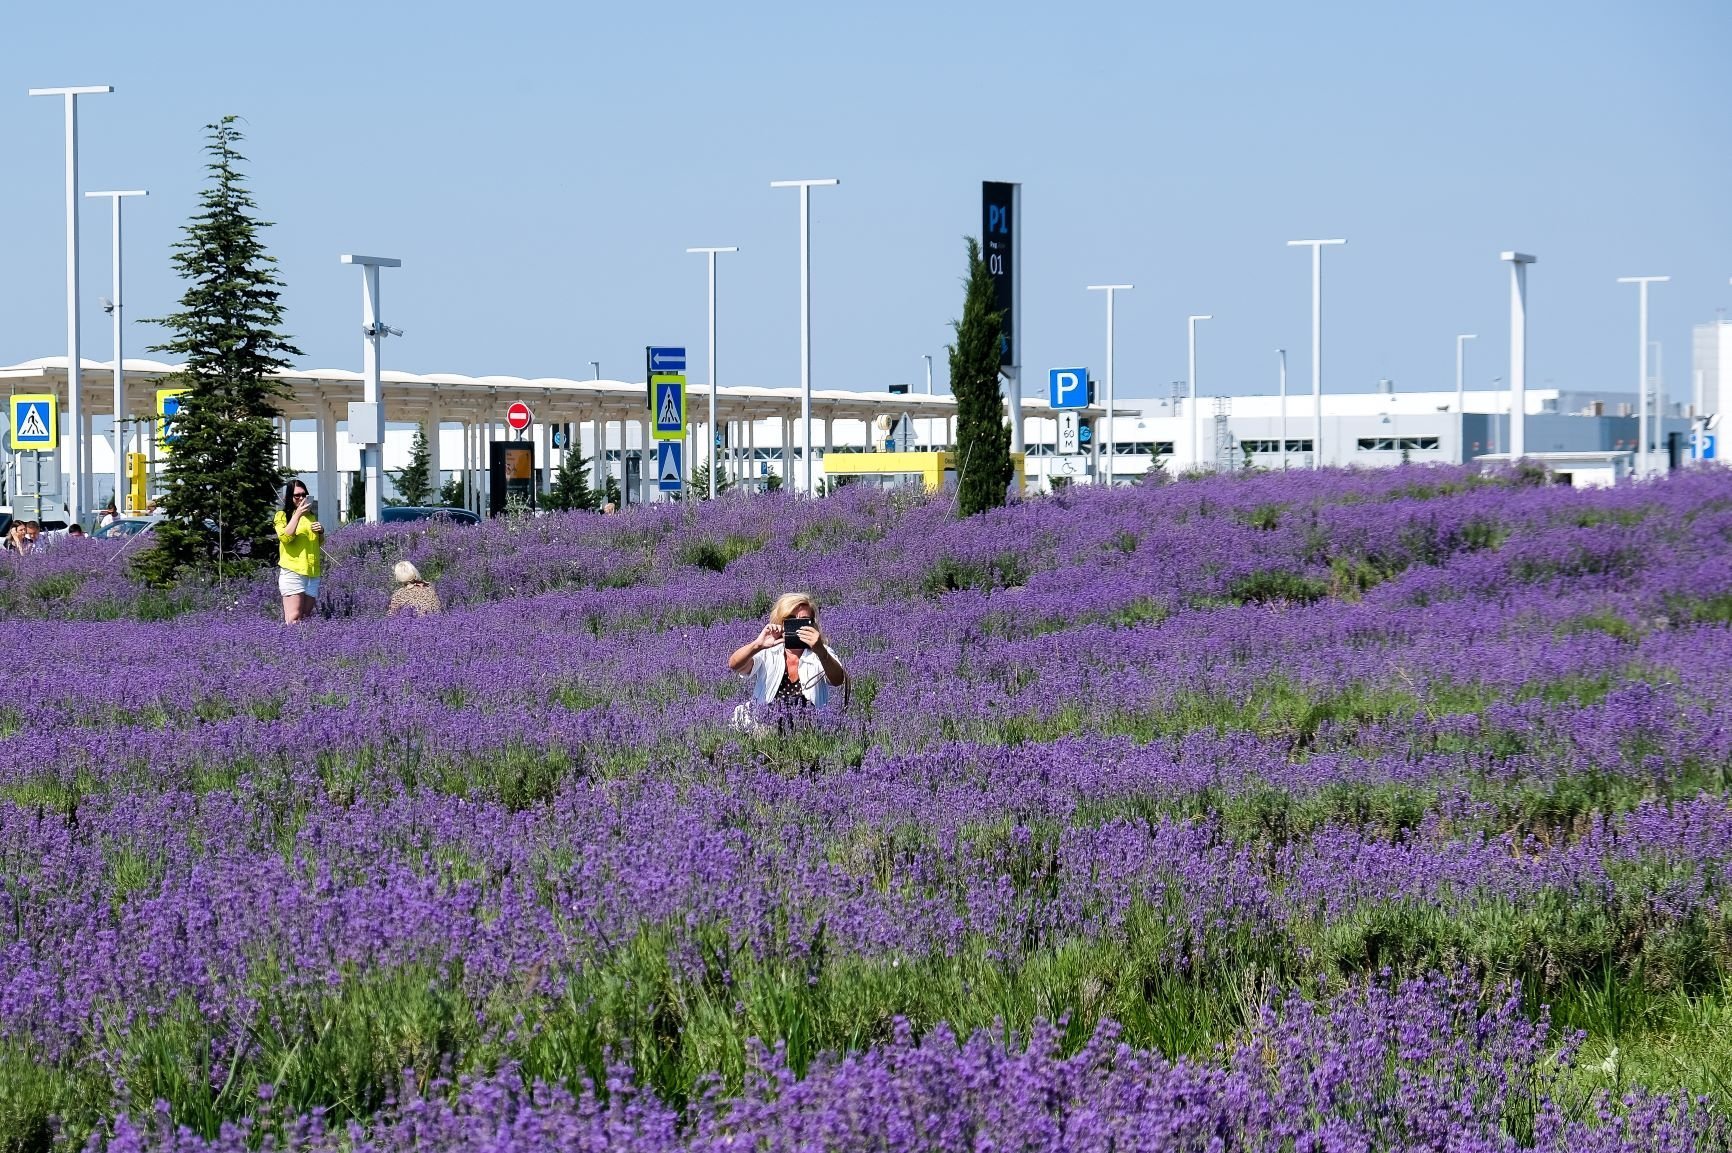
[{"left": 506, "top": 402, "right": 533, "bottom": 432}]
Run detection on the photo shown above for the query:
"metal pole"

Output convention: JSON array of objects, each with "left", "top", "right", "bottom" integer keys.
[
  {"left": 771, "top": 179, "right": 838, "bottom": 496},
  {"left": 88, "top": 190, "right": 146, "bottom": 516},
  {"left": 687, "top": 247, "right": 738, "bottom": 499},
  {"left": 1087, "top": 285, "right": 1132, "bottom": 484},
  {"left": 31, "top": 86, "right": 112, "bottom": 523},
  {"left": 1287, "top": 239, "right": 1345, "bottom": 469},
  {"left": 1454, "top": 333, "right": 1476, "bottom": 464},
  {"left": 1278, "top": 348, "right": 1288, "bottom": 470},
  {"left": 1502, "top": 253, "right": 1537, "bottom": 463},
  {"left": 1188, "top": 315, "right": 1212, "bottom": 470},
  {"left": 340, "top": 254, "right": 401, "bottom": 523},
  {"left": 1617, "top": 278, "right": 1667, "bottom": 478}
]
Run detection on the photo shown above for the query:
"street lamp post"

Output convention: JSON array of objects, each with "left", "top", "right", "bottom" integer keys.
[
  {"left": 339, "top": 254, "right": 402, "bottom": 524},
  {"left": 1455, "top": 333, "right": 1477, "bottom": 464},
  {"left": 687, "top": 246, "right": 738, "bottom": 499},
  {"left": 1287, "top": 239, "right": 1346, "bottom": 469},
  {"left": 30, "top": 84, "right": 112, "bottom": 524},
  {"left": 1617, "top": 276, "right": 1668, "bottom": 478},
  {"left": 770, "top": 178, "right": 839, "bottom": 495},
  {"left": 1501, "top": 252, "right": 1536, "bottom": 461},
  {"left": 87, "top": 188, "right": 147, "bottom": 513},
  {"left": 1187, "top": 314, "right": 1212, "bottom": 470},
  {"left": 1277, "top": 348, "right": 1288, "bottom": 471},
  {"left": 1087, "top": 285, "right": 1132, "bottom": 484}
]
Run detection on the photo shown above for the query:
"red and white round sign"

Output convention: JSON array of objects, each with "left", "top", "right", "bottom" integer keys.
[{"left": 506, "top": 401, "right": 533, "bottom": 431}]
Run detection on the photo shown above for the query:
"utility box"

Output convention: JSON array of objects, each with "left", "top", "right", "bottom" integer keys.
[{"left": 346, "top": 403, "right": 384, "bottom": 445}]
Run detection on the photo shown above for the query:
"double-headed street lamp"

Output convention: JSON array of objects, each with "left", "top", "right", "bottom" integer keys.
[
  {"left": 1087, "top": 284, "right": 1132, "bottom": 483},
  {"left": 770, "top": 178, "right": 838, "bottom": 495},
  {"left": 1287, "top": 238, "right": 1346, "bottom": 469},
  {"left": 687, "top": 246, "right": 738, "bottom": 499},
  {"left": 30, "top": 84, "right": 112, "bottom": 523}
]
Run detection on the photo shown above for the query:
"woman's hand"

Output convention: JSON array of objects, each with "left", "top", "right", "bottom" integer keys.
[
  {"left": 794, "top": 624, "right": 823, "bottom": 652},
  {"left": 754, "top": 621, "right": 783, "bottom": 650},
  {"left": 308, "top": 519, "right": 324, "bottom": 536}
]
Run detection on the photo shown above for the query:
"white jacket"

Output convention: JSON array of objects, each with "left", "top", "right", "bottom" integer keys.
[{"left": 740, "top": 642, "right": 843, "bottom": 706}]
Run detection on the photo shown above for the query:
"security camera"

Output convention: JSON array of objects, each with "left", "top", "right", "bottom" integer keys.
[{"left": 100, "top": 297, "right": 115, "bottom": 315}]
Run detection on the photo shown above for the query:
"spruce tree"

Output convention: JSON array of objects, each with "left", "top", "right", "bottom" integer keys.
[
  {"left": 604, "top": 475, "right": 622, "bottom": 508},
  {"left": 950, "top": 238, "right": 1012, "bottom": 516},
  {"left": 135, "top": 118, "right": 301, "bottom": 586},
  {"left": 544, "top": 452, "right": 597, "bottom": 512},
  {"left": 391, "top": 424, "right": 435, "bottom": 506},
  {"left": 689, "top": 462, "right": 730, "bottom": 500}
]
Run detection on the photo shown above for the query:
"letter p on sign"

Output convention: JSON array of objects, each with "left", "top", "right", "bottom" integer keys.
[{"left": 1049, "top": 368, "right": 1087, "bottom": 410}]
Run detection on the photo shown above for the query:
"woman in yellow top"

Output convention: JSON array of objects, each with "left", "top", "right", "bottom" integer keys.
[{"left": 273, "top": 478, "right": 325, "bottom": 623}]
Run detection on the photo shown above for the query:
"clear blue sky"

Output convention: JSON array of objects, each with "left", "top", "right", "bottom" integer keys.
[{"left": 3, "top": 0, "right": 1728, "bottom": 405}]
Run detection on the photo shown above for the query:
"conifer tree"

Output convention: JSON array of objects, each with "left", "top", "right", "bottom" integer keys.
[
  {"left": 440, "top": 474, "right": 467, "bottom": 509},
  {"left": 390, "top": 425, "right": 435, "bottom": 506},
  {"left": 950, "top": 238, "right": 1012, "bottom": 516},
  {"left": 136, "top": 118, "right": 301, "bottom": 585},
  {"left": 347, "top": 472, "right": 366, "bottom": 522},
  {"left": 543, "top": 451, "right": 597, "bottom": 512},
  {"left": 604, "top": 474, "right": 622, "bottom": 508}
]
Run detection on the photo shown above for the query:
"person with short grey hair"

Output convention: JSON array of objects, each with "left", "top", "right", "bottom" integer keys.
[{"left": 387, "top": 560, "right": 443, "bottom": 618}]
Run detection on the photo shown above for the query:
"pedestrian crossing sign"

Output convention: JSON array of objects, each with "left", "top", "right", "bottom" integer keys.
[
  {"left": 157, "top": 388, "right": 189, "bottom": 452},
  {"left": 8, "top": 394, "right": 57, "bottom": 451},
  {"left": 652, "top": 373, "right": 686, "bottom": 441}
]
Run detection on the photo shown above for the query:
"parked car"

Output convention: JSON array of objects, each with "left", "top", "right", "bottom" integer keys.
[
  {"left": 380, "top": 506, "right": 481, "bottom": 526},
  {"left": 93, "top": 515, "right": 163, "bottom": 540}
]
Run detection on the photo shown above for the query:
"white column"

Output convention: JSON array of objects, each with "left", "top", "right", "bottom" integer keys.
[
  {"left": 1187, "top": 314, "right": 1212, "bottom": 471},
  {"left": 1287, "top": 239, "right": 1346, "bottom": 469},
  {"left": 1278, "top": 348, "right": 1289, "bottom": 471},
  {"left": 88, "top": 189, "right": 145, "bottom": 515},
  {"left": 425, "top": 389, "right": 442, "bottom": 503},
  {"left": 339, "top": 254, "right": 401, "bottom": 523},
  {"left": 1502, "top": 252, "right": 1536, "bottom": 462},
  {"left": 1087, "top": 284, "right": 1132, "bottom": 485},
  {"left": 592, "top": 416, "right": 605, "bottom": 495},
  {"left": 316, "top": 398, "right": 337, "bottom": 514},
  {"left": 1454, "top": 334, "right": 1477, "bottom": 464},
  {"left": 770, "top": 179, "right": 838, "bottom": 495}
]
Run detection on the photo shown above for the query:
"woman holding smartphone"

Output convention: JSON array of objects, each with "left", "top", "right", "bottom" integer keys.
[
  {"left": 274, "top": 478, "right": 324, "bottom": 623},
  {"left": 728, "top": 592, "right": 846, "bottom": 728}
]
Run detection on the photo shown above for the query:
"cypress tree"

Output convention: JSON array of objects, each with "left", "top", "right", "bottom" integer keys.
[
  {"left": 135, "top": 118, "right": 302, "bottom": 585},
  {"left": 391, "top": 425, "right": 435, "bottom": 506},
  {"left": 950, "top": 238, "right": 1012, "bottom": 516}
]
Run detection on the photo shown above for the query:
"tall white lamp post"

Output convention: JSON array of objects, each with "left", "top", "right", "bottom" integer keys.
[
  {"left": 1455, "top": 333, "right": 1477, "bottom": 464},
  {"left": 1287, "top": 238, "right": 1345, "bottom": 469},
  {"left": 1187, "top": 314, "right": 1212, "bottom": 470},
  {"left": 339, "top": 254, "right": 402, "bottom": 523},
  {"left": 30, "top": 84, "right": 112, "bottom": 523},
  {"left": 687, "top": 245, "right": 738, "bottom": 498},
  {"left": 1087, "top": 284, "right": 1132, "bottom": 483},
  {"left": 1500, "top": 252, "right": 1536, "bottom": 461},
  {"left": 770, "top": 177, "right": 838, "bottom": 495},
  {"left": 87, "top": 188, "right": 147, "bottom": 512},
  {"left": 1617, "top": 276, "right": 1668, "bottom": 478}
]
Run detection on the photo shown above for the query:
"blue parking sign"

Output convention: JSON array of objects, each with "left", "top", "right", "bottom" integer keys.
[{"left": 1049, "top": 368, "right": 1087, "bottom": 409}]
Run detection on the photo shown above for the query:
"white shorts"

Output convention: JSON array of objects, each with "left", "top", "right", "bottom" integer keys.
[{"left": 278, "top": 569, "right": 321, "bottom": 599}]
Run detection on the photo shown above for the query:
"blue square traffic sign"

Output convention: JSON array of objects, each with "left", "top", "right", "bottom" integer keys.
[
  {"left": 652, "top": 374, "right": 686, "bottom": 441},
  {"left": 1049, "top": 368, "right": 1087, "bottom": 409},
  {"left": 658, "top": 440, "right": 683, "bottom": 492}
]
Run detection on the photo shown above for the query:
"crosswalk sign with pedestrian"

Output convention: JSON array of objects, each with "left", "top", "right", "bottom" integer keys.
[
  {"left": 652, "top": 373, "right": 686, "bottom": 441},
  {"left": 658, "top": 440, "right": 683, "bottom": 492},
  {"left": 8, "top": 394, "right": 57, "bottom": 451}
]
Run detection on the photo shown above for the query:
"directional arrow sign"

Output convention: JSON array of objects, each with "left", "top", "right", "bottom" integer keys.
[{"left": 648, "top": 346, "right": 686, "bottom": 373}]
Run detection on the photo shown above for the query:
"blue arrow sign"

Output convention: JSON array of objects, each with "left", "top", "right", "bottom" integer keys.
[
  {"left": 648, "top": 346, "right": 686, "bottom": 373},
  {"left": 658, "top": 440, "right": 683, "bottom": 492},
  {"left": 1078, "top": 424, "right": 1093, "bottom": 445}
]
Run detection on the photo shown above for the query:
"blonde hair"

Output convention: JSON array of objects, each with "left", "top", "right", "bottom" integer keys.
[
  {"left": 393, "top": 561, "right": 422, "bottom": 584},
  {"left": 770, "top": 592, "right": 817, "bottom": 625}
]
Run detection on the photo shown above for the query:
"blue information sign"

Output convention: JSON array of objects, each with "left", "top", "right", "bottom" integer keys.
[
  {"left": 658, "top": 440, "right": 683, "bottom": 492},
  {"left": 1048, "top": 368, "right": 1087, "bottom": 410}
]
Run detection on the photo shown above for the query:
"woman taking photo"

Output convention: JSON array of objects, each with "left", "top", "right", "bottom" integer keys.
[
  {"left": 274, "top": 478, "right": 324, "bottom": 623},
  {"left": 728, "top": 592, "right": 846, "bottom": 730}
]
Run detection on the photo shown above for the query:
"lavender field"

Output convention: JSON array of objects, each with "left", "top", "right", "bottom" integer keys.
[{"left": 7, "top": 466, "right": 1732, "bottom": 1151}]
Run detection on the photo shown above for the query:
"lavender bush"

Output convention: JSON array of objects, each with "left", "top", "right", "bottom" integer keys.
[{"left": 4, "top": 465, "right": 1732, "bottom": 1150}]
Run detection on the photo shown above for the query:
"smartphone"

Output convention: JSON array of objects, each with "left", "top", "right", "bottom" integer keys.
[{"left": 782, "top": 617, "right": 814, "bottom": 650}]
